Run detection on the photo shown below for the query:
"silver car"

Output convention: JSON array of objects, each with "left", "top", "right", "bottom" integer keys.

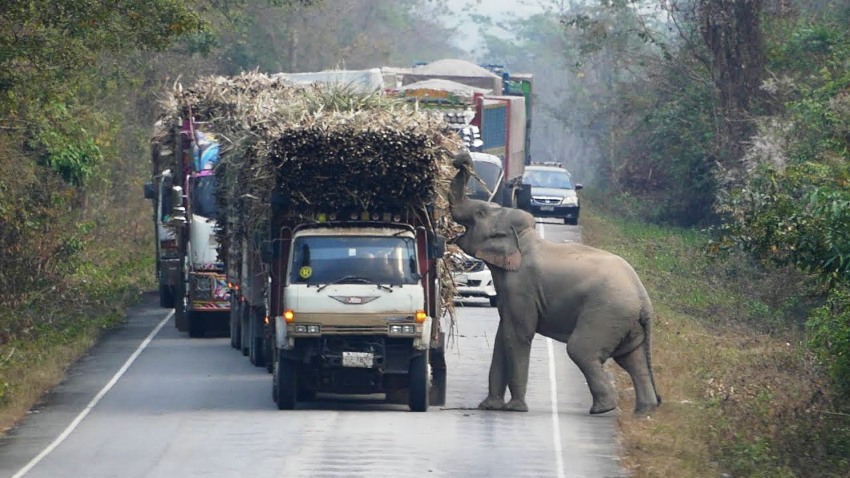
[{"left": 450, "top": 252, "right": 497, "bottom": 307}]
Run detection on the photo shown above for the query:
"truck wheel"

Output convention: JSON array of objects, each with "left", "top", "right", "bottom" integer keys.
[
  {"left": 240, "top": 303, "right": 250, "bottom": 356},
  {"left": 159, "top": 285, "right": 175, "bottom": 308},
  {"left": 489, "top": 295, "right": 498, "bottom": 307},
  {"left": 408, "top": 351, "right": 429, "bottom": 412},
  {"left": 229, "top": 303, "right": 241, "bottom": 350},
  {"left": 174, "top": 292, "right": 187, "bottom": 332},
  {"left": 264, "top": 336, "right": 274, "bottom": 374},
  {"left": 297, "top": 385, "right": 316, "bottom": 402},
  {"left": 274, "top": 355, "right": 298, "bottom": 410},
  {"left": 249, "top": 311, "right": 265, "bottom": 367},
  {"left": 187, "top": 311, "right": 205, "bottom": 338}
]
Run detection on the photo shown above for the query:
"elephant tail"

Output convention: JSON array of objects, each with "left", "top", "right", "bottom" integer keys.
[{"left": 639, "top": 305, "right": 662, "bottom": 406}]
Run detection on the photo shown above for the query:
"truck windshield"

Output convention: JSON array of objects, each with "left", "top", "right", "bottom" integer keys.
[
  {"left": 468, "top": 160, "right": 502, "bottom": 201},
  {"left": 291, "top": 235, "right": 419, "bottom": 286},
  {"left": 191, "top": 174, "right": 219, "bottom": 220}
]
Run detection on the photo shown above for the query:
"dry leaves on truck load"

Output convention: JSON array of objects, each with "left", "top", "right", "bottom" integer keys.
[{"left": 153, "top": 71, "right": 463, "bottom": 324}]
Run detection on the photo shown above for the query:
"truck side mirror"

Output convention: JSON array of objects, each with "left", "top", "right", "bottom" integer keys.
[
  {"left": 516, "top": 184, "right": 532, "bottom": 211},
  {"left": 429, "top": 236, "right": 446, "bottom": 259},
  {"left": 575, "top": 184, "right": 583, "bottom": 191},
  {"left": 260, "top": 241, "right": 275, "bottom": 264},
  {"left": 144, "top": 182, "right": 154, "bottom": 200}
]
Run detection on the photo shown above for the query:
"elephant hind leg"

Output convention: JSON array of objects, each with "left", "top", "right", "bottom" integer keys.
[
  {"left": 613, "top": 342, "right": 659, "bottom": 415},
  {"left": 566, "top": 341, "right": 617, "bottom": 415}
]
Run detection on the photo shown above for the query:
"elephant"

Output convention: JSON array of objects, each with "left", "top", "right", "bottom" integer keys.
[{"left": 449, "top": 152, "right": 661, "bottom": 415}]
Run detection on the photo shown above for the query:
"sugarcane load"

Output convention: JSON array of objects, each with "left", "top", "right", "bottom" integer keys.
[{"left": 152, "top": 71, "right": 460, "bottom": 411}]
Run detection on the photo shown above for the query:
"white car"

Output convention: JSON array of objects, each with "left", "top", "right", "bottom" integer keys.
[{"left": 450, "top": 252, "right": 497, "bottom": 307}]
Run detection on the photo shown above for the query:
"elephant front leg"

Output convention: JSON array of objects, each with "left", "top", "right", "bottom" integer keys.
[
  {"left": 503, "top": 337, "right": 532, "bottom": 412},
  {"left": 498, "top": 320, "right": 535, "bottom": 412},
  {"left": 478, "top": 320, "right": 509, "bottom": 410}
]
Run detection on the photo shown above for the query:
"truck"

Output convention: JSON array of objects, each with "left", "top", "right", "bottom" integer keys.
[
  {"left": 226, "top": 68, "right": 389, "bottom": 367},
  {"left": 149, "top": 119, "right": 231, "bottom": 337},
  {"left": 158, "top": 73, "right": 454, "bottom": 410},
  {"left": 387, "top": 59, "right": 534, "bottom": 208},
  {"left": 143, "top": 142, "right": 180, "bottom": 309}
]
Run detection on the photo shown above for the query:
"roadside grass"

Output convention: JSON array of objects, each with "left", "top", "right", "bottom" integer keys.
[
  {"left": 580, "top": 194, "right": 850, "bottom": 477},
  {"left": 0, "top": 187, "right": 155, "bottom": 435}
]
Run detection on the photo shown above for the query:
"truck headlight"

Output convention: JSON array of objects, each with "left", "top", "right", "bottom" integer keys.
[
  {"left": 560, "top": 196, "right": 578, "bottom": 206},
  {"left": 291, "top": 324, "right": 320, "bottom": 335},
  {"left": 388, "top": 324, "right": 417, "bottom": 335}
]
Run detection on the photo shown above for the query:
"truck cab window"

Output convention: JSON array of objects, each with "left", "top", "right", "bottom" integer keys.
[
  {"left": 290, "top": 235, "right": 419, "bottom": 286},
  {"left": 191, "top": 174, "right": 219, "bottom": 219}
]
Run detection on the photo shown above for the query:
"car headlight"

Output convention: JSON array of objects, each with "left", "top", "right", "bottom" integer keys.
[{"left": 560, "top": 196, "right": 578, "bottom": 206}]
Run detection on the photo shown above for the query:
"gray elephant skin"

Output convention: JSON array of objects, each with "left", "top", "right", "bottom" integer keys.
[{"left": 449, "top": 152, "right": 661, "bottom": 415}]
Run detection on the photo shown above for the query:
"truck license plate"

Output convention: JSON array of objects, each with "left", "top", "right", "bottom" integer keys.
[
  {"left": 342, "top": 352, "right": 373, "bottom": 368},
  {"left": 540, "top": 205, "right": 555, "bottom": 211}
]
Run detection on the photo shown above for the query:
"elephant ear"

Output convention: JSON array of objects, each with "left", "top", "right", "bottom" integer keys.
[{"left": 474, "top": 233, "right": 522, "bottom": 272}]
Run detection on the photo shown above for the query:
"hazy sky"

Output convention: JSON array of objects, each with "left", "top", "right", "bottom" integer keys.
[{"left": 446, "top": 0, "right": 544, "bottom": 57}]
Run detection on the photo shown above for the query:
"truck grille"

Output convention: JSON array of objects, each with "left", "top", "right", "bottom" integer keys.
[{"left": 322, "top": 325, "right": 388, "bottom": 335}]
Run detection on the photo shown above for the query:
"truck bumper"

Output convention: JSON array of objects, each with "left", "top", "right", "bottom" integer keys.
[{"left": 274, "top": 316, "right": 432, "bottom": 395}]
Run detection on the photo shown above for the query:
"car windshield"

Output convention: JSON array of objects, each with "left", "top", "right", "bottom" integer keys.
[
  {"left": 467, "top": 160, "right": 502, "bottom": 200},
  {"left": 523, "top": 169, "right": 574, "bottom": 190},
  {"left": 191, "top": 174, "right": 219, "bottom": 220},
  {"left": 290, "top": 235, "right": 419, "bottom": 286}
]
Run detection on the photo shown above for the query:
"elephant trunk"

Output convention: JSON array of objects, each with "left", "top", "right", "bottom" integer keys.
[{"left": 449, "top": 152, "right": 475, "bottom": 224}]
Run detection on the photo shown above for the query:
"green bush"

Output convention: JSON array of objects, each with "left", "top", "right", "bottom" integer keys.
[{"left": 807, "top": 287, "right": 850, "bottom": 399}]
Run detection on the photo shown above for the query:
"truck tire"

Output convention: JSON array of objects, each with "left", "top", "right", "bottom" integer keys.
[
  {"left": 174, "top": 288, "right": 187, "bottom": 332},
  {"left": 159, "top": 285, "right": 175, "bottom": 308},
  {"left": 249, "top": 311, "right": 265, "bottom": 367},
  {"left": 264, "top": 336, "right": 274, "bottom": 374},
  {"left": 274, "top": 355, "right": 298, "bottom": 410},
  {"left": 240, "top": 303, "right": 250, "bottom": 356},
  {"left": 187, "top": 311, "right": 205, "bottom": 338},
  {"left": 229, "top": 300, "right": 241, "bottom": 350},
  {"left": 408, "top": 351, "right": 429, "bottom": 412}
]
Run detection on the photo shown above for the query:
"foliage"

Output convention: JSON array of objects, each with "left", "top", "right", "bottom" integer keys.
[
  {"left": 582, "top": 199, "right": 850, "bottom": 478},
  {"left": 0, "top": 0, "right": 206, "bottom": 113},
  {"left": 807, "top": 287, "right": 850, "bottom": 399}
]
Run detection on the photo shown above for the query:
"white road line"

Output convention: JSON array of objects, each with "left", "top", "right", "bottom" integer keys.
[
  {"left": 12, "top": 310, "right": 174, "bottom": 478},
  {"left": 538, "top": 223, "right": 567, "bottom": 478}
]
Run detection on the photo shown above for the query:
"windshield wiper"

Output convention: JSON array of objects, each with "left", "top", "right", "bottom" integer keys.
[
  {"left": 317, "top": 275, "right": 372, "bottom": 292},
  {"left": 376, "top": 283, "right": 393, "bottom": 293}
]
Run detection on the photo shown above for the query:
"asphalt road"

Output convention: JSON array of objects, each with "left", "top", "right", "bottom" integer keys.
[{"left": 0, "top": 221, "right": 626, "bottom": 478}]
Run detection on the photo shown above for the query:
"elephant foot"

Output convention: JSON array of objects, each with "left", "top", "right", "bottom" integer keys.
[
  {"left": 504, "top": 398, "right": 528, "bottom": 412},
  {"left": 633, "top": 402, "right": 659, "bottom": 416},
  {"left": 589, "top": 396, "right": 618, "bottom": 415},
  {"left": 478, "top": 396, "right": 505, "bottom": 410}
]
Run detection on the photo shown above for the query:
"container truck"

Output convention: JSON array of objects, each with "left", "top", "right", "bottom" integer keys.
[
  {"left": 143, "top": 143, "right": 180, "bottom": 308},
  {"left": 388, "top": 59, "right": 533, "bottom": 208},
  {"left": 149, "top": 120, "right": 230, "bottom": 336}
]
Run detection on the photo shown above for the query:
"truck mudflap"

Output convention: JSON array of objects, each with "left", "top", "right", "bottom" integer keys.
[{"left": 428, "top": 329, "right": 447, "bottom": 406}]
